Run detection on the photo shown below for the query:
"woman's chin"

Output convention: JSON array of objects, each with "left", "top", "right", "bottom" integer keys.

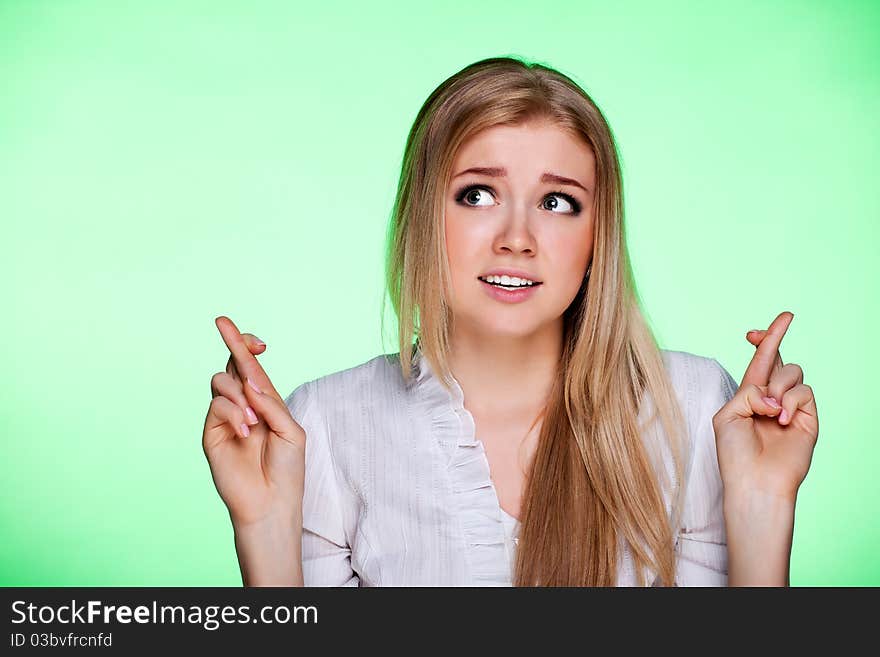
[{"left": 474, "top": 321, "right": 547, "bottom": 340}]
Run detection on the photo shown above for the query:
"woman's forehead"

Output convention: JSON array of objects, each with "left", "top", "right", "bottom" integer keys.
[{"left": 451, "top": 123, "right": 596, "bottom": 186}]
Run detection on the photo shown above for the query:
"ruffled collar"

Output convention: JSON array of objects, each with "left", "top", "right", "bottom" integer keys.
[{"left": 411, "top": 346, "right": 517, "bottom": 585}]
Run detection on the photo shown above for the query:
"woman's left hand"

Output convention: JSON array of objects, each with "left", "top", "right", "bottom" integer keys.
[{"left": 713, "top": 311, "right": 820, "bottom": 503}]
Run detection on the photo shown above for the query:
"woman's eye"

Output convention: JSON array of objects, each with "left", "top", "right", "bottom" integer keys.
[
  {"left": 542, "top": 192, "right": 581, "bottom": 214},
  {"left": 456, "top": 185, "right": 495, "bottom": 207}
]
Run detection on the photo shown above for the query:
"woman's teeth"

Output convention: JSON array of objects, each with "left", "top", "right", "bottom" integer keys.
[{"left": 480, "top": 275, "right": 538, "bottom": 288}]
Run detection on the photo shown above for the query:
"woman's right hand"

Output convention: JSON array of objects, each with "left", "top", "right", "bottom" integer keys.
[{"left": 203, "top": 315, "right": 307, "bottom": 529}]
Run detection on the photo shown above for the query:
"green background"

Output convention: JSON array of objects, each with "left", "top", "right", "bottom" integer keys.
[{"left": 1, "top": 0, "right": 877, "bottom": 586}]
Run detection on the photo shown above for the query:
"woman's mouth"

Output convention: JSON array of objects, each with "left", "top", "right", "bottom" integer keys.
[{"left": 477, "top": 276, "right": 543, "bottom": 303}]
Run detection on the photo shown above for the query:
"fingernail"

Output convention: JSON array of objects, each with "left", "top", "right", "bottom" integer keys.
[
  {"left": 762, "top": 396, "right": 781, "bottom": 409},
  {"left": 779, "top": 409, "right": 790, "bottom": 424},
  {"left": 245, "top": 406, "right": 258, "bottom": 424},
  {"left": 247, "top": 377, "right": 262, "bottom": 394},
  {"left": 240, "top": 422, "right": 250, "bottom": 438},
  {"left": 255, "top": 338, "right": 266, "bottom": 347}
]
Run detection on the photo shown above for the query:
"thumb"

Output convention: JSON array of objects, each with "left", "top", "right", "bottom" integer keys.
[
  {"left": 243, "top": 376, "right": 305, "bottom": 449},
  {"left": 714, "top": 383, "right": 781, "bottom": 426}
]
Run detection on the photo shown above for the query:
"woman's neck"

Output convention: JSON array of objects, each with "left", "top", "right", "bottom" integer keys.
[{"left": 447, "top": 327, "right": 562, "bottom": 418}]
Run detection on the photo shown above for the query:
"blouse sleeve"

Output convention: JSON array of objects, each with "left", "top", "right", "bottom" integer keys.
[
  {"left": 673, "top": 358, "right": 739, "bottom": 586},
  {"left": 285, "top": 381, "right": 359, "bottom": 587}
]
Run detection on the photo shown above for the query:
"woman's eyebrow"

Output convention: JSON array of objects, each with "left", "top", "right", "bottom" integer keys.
[{"left": 452, "top": 166, "right": 590, "bottom": 193}]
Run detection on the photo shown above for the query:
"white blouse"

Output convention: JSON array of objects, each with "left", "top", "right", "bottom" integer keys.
[{"left": 284, "top": 347, "right": 739, "bottom": 587}]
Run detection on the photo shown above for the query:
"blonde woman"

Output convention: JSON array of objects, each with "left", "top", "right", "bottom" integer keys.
[{"left": 203, "top": 57, "right": 819, "bottom": 586}]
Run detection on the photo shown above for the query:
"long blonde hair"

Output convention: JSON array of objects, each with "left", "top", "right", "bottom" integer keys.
[{"left": 381, "top": 56, "right": 689, "bottom": 586}]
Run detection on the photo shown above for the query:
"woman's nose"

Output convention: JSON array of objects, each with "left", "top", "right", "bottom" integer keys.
[{"left": 495, "top": 209, "right": 537, "bottom": 253}]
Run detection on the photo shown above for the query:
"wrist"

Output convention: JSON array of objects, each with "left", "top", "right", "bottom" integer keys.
[
  {"left": 231, "top": 508, "right": 302, "bottom": 535},
  {"left": 723, "top": 485, "right": 797, "bottom": 515},
  {"left": 229, "top": 491, "right": 303, "bottom": 534}
]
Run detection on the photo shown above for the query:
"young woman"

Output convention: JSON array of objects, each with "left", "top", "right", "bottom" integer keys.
[{"left": 203, "top": 57, "right": 819, "bottom": 586}]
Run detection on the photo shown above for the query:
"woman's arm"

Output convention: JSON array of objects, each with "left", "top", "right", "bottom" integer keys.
[
  {"left": 724, "top": 489, "right": 795, "bottom": 586},
  {"left": 233, "top": 513, "right": 304, "bottom": 587}
]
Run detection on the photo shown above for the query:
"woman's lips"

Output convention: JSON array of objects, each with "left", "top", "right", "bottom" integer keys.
[{"left": 478, "top": 278, "right": 542, "bottom": 303}]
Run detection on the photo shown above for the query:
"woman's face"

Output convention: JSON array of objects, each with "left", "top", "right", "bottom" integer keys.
[{"left": 444, "top": 119, "right": 596, "bottom": 340}]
